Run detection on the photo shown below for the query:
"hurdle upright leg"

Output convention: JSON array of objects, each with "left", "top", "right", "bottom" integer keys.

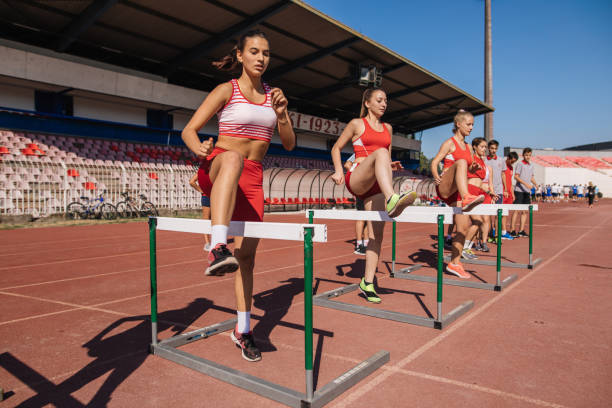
[
  {"left": 149, "top": 217, "right": 158, "bottom": 347},
  {"left": 392, "top": 221, "right": 396, "bottom": 276},
  {"left": 529, "top": 205, "right": 533, "bottom": 268},
  {"left": 304, "top": 226, "right": 314, "bottom": 400},
  {"left": 436, "top": 214, "right": 443, "bottom": 325}
]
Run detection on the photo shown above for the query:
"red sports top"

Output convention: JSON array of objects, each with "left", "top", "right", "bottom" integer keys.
[
  {"left": 468, "top": 156, "right": 487, "bottom": 180},
  {"left": 443, "top": 137, "right": 473, "bottom": 169},
  {"left": 352, "top": 118, "right": 391, "bottom": 158},
  {"left": 503, "top": 161, "right": 513, "bottom": 192}
]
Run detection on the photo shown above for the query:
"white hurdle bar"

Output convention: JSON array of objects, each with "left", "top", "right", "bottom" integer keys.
[
  {"left": 441, "top": 204, "right": 542, "bottom": 270},
  {"left": 149, "top": 217, "right": 388, "bottom": 408},
  {"left": 307, "top": 208, "right": 475, "bottom": 330}
]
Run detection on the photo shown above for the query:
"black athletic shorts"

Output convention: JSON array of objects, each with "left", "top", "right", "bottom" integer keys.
[
  {"left": 513, "top": 191, "right": 531, "bottom": 205},
  {"left": 355, "top": 197, "right": 365, "bottom": 211}
]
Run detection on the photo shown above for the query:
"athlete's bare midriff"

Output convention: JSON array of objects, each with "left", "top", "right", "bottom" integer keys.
[{"left": 215, "top": 135, "right": 270, "bottom": 162}]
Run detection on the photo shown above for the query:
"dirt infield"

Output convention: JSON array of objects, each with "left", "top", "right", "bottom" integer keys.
[{"left": 1, "top": 200, "right": 611, "bottom": 407}]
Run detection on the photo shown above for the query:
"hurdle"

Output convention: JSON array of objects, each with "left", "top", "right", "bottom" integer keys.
[
  {"left": 441, "top": 204, "right": 541, "bottom": 270},
  {"left": 148, "top": 217, "right": 389, "bottom": 408},
  {"left": 307, "top": 208, "right": 474, "bottom": 330},
  {"left": 396, "top": 207, "right": 519, "bottom": 292}
]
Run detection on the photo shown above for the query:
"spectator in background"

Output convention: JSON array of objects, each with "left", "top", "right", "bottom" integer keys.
[
  {"left": 510, "top": 148, "right": 539, "bottom": 238},
  {"left": 189, "top": 173, "right": 211, "bottom": 251},
  {"left": 485, "top": 139, "right": 504, "bottom": 241},
  {"left": 587, "top": 182, "right": 596, "bottom": 208},
  {"left": 500, "top": 151, "right": 518, "bottom": 240},
  {"left": 577, "top": 184, "right": 584, "bottom": 200},
  {"left": 344, "top": 153, "right": 369, "bottom": 255}
]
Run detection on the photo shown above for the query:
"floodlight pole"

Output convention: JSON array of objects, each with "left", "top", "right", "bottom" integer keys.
[{"left": 484, "top": 0, "right": 493, "bottom": 141}]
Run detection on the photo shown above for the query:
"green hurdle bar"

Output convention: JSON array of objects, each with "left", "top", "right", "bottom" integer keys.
[
  {"left": 308, "top": 209, "right": 474, "bottom": 330},
  {"left": 441, "top": 204, "right": 542, "bottom": 270},
  {"left": 149, "top": 217, "right": 389, "bottom": 408}
]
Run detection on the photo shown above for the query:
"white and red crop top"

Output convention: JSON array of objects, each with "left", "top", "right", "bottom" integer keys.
[{"left": 217, "top": 79, "right": 277, "bottom": 142}]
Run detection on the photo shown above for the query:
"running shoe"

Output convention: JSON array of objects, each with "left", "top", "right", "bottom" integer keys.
[
  {"left": 231, "top": 329, "right": 262, "bottom": 362},
  {"left": 501, "top": 232, "right": 514, "bottom": 240},
  {"left": 473, "top": 241, "right": 483, "bottom": 251},
  {"left": 205, "top": 243, "right": 239, "bottom": 276},
  {"left": 354, "top": 244, "right": 366, "bottom": 255},
  {"left": 386, "top": 191, "right": 417, "bottom": 218},
  {"left": 481, "top": 243, "right": 491, "bottom": 252},
  {"left": 204, "top": 243, "right": 211, "bottom": 252},
  {"left": 359, "top": 278, "right": 381, "bottom": 303},
  {"left": 487, "top": 237, "right": 496, "bottom": 243},
  {"left": 461, "top": 249, "right": 478, "bottom": 260},
  {"left": 518, "top": 230, "right": 529, "bottom": 238},
  {"left": 460, "top": 193, "right": 485, "bottom": 212},
  {"left": 446, "top": 262, "right": 471, "bottom": 279},
  {"left": 510, "top": 230, "right": 519, "bottom": 238}
]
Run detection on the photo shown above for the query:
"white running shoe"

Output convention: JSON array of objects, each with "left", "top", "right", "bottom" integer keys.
[{"left": 204, "top": 243, "right": 211, "bottom": 252}]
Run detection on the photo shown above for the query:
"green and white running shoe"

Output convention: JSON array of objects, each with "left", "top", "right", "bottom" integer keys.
[
  {"left": 386, "top": 191, "right": 418, "bottom": 218},
  {"left": 359, "top": 278, "right": 381, "bottom": 303}
]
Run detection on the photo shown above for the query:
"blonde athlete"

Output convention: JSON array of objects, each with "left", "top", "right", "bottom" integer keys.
[{"left": 331, "top": 88, "right": 417, "bottom": 303}]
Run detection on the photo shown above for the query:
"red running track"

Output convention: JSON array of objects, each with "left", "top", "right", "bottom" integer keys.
[{"left": 0, "top": 200, "right": 611, "bottom": 407}]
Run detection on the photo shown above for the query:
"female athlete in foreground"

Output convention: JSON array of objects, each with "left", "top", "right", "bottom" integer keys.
[
  {"left": 182, "top": 30, "right": 295, "bottom": 362},
  {"left": 430, "top": 110, "right": 484, "bottom": 279},
  {"left": 331, "top": 87, "right": 417, "bottom": 303}
]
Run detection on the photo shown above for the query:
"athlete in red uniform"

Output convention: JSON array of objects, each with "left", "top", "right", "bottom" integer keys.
[
  {"left": 331, "top": 88, "right": 417, "bottom": 303},
  {"left": 181, "top": 30, "right": 296, "bottom": 362},
  {"left": 430, "top": 110, "right": 485, "bottom": 279},
  {"left": 464, "top": 138, "right": 497, "bottom": 255}
]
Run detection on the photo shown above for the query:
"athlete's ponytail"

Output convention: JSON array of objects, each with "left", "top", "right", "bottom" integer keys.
[
  {"left": 360, "top": 87, "right": 386, "bottom": 117},
  {"left": 212, "top": 30, "right": 269, "bottom": 71}
]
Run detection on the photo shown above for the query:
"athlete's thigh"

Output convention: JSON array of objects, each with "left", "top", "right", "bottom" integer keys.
[
  {"left": 438, "top": 163, "right": 459, "bottom": 197},
  {"left": 349, "top": 154, "right": 379, "bottom": 195}
]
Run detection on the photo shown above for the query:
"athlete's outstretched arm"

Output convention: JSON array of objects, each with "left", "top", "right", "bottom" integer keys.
[
  {"left": 182, "top": 83, "right": 232, "bottom": 157},
  {"left": 330, "top": 119, "right": 359, "bottom": 185},
  {"left": 271, "top": 88, "right": 295, "bottom": 151}
]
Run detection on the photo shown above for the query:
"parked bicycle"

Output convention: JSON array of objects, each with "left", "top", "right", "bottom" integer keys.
[
  {"left": 116, "top": 192, "right": 158, "bottom": 218},
  {"left": 66, "top": 192, "right": 117, "bottom": 220}
]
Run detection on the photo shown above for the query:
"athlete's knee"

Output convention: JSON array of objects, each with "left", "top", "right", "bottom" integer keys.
[
  {"left": 455, "top": 158, "right": 468, "bottom": 168},
  {"left": 234, "top": 249, "right": 255, "bottom": 269},
  {"left": 373, "top": 148, "right": 390, "bottom": 159}
]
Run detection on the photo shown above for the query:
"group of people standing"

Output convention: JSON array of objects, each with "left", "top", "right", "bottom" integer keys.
[{"left": 533, "top": 183, "right": 598, "bottom": 206}]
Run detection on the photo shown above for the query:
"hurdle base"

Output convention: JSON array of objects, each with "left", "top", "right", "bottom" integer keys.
[
  {"left": 527, "top": 258, "right": 542, "bottom": 269},
  {"left": 390, "top": 263, "right": 422, "bottom": 278},
  {"left": 396, "top": 266, "right": 519, "bottom": 292},
  {"left": 151, "top": 319, "right": 388, "bottom": 408},
  {"left": 313, "top": 284, "right": 473, "bottom": 330},
  {"left": 442, "top": 255, "right": 542, "bottom": 270}
]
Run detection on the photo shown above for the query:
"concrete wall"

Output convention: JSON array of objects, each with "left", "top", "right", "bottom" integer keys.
[
  {"left": 0, "top": 42, "right": 208, "bottom": 111},
  {"left": 533, "top": 164, "right": 611, "bottom": 196},
  {"left": 510, "top": 148, "right": 612, "bottom": 159},
  {"left": 0, "top": 83, "right": 34, "bottom": 111},
  {"left": 73, "top": 96, "right": 146, "bottom": 127}
]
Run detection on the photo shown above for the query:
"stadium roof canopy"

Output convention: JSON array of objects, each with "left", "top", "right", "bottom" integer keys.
[{"left": 0, "top": 0, "right": 493, "bottom": 134}]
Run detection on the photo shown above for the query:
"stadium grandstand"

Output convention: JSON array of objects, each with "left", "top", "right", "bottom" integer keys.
[
  {"left": 506, "top": 146, "right": 612, "bottom": 196},
  {"left": 0, "top": 0, "right": 491, "bottom": 217}
]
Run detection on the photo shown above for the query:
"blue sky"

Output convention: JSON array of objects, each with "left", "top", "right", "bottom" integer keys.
[{"left": 305, "top": 0, "right": 612, "bottom": 158}]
